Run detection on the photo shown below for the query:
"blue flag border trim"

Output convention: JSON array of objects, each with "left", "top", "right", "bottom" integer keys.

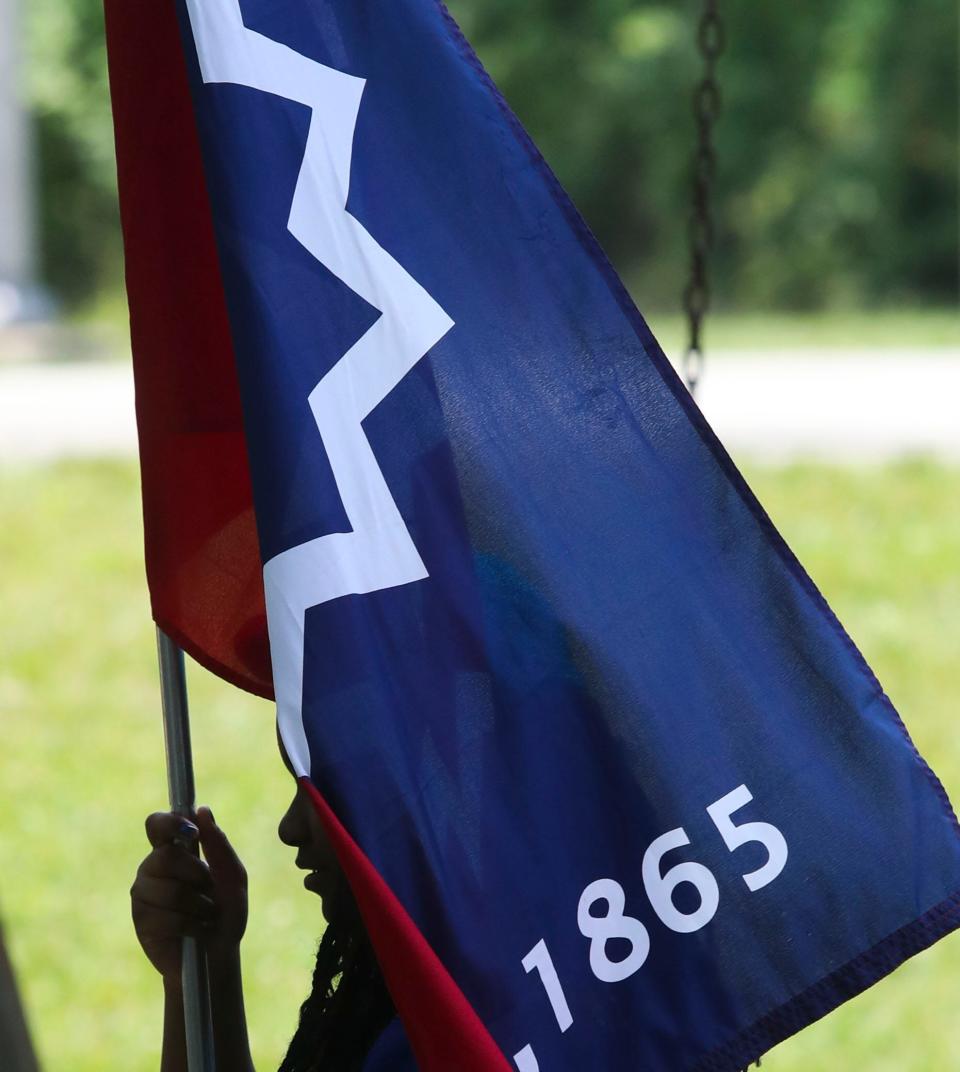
[
  {"left": 432, "top": 2, "right": 960, "bottom": 1066},
  {"left": 692, "top": 892, "right": 960, "bottom": 1069}
]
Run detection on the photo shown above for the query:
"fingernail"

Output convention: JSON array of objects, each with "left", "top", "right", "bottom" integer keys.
[{"left": 178, "top": 819, "right": 199, "bottom": 839}]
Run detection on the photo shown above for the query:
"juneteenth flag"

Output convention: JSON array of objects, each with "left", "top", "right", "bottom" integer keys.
[{"left": 105, "top": 2, "right": 960, "bottom": 1069}]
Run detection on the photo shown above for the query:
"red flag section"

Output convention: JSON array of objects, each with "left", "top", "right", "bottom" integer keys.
[
  {"left": 305, "top": 780, "right": 515, "bottom": 1072},
  {"left": 104, "top": 0, "right": 271, "bottom": 697}
]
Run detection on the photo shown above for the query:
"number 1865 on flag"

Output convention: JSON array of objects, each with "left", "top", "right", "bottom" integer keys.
[{"left": 514, "top": 784, "right": 789, "bottom": 1070}]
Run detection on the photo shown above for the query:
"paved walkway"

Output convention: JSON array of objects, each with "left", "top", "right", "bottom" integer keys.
[
  {"left": 1, "top": 349, "right": 958, "bottom": 464},
  {"left": 694, "top": 349, "right": 960, "bottom": 462},
  {"left": 0, "top": 362, "right": 137, "bottom": 462}
]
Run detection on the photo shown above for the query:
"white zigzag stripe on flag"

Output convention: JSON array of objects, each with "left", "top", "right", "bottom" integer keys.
[{"left": 184, "top": 0, "right": 455, "bottom": 775}]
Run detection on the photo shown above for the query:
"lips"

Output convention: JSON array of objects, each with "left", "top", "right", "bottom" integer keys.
[
  {"left": 302, "top": 868, "right": 331, "bottom": 894},
  {"left": 295, "top": 854, "right": 334, "bottom": 897},
  {"left": 296, "top": 854, "right": 324, "bottom": 874}
]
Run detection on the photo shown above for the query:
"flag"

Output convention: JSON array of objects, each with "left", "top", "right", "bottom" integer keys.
[{"left": 104, "top": 2, "right": 960, "bottom": 1069}]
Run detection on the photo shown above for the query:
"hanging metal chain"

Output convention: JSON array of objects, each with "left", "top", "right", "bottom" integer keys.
[{"left": 682, "top": 0, "right": 725, "bottom": 397}]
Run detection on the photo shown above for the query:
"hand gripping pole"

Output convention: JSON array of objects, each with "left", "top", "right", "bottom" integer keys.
[{"left": 156, "top": 628, "right": 216, "bottom": 1072}]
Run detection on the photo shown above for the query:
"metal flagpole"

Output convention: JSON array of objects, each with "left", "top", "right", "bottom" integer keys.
[{"left": 156, "top": 628, "right": 216, "bottom": 1072}]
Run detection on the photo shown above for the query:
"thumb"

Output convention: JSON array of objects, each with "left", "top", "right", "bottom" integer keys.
[{"left": 196, "top": 806, "right": 245, "bottom": 880}]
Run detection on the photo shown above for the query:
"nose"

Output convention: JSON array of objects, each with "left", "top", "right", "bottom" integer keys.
[{"left": 278, "top": 790, "right": 306, "bottom": 847}]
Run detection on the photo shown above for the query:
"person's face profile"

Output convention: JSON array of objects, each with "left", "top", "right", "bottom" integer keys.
[{"left": 276, "top": 723, "right": 352, "bottom": 924}]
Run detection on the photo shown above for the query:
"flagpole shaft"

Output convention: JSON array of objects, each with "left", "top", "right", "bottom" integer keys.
[{"left": 156, "top": 628, "right": 216, "bottom": 1072}]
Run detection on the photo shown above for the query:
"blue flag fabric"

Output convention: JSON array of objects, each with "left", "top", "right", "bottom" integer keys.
[{"left": 138, "top": 1, "right": 960, "bottom": 1067}]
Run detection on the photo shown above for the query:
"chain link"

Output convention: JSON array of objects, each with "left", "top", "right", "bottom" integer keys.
[{"left": 682, "top": 0, "right": 725, "bottom": 397}]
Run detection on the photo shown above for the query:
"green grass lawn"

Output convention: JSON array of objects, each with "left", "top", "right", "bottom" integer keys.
[{"left": 0, "top": 459, "right": 957, "bottom": 1070}]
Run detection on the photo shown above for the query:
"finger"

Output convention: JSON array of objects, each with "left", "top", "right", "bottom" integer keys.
[
  {"left": 132, "top": 878, "right": 218, "bottom": 920},
  {"left": 131, "top": 902, "right": 213, "bottom": 940},
  {"left": 138, "top": 845, "right": 213, "bottom": 889},
  {"left": 145, "top": 812, "right": 198, "bottom": 849},
  {"left": 196, "top": 807, "right": 246, "bottom": 882},
  {"left": 131, "top": 876, "right": 219, "bottom": 920}
]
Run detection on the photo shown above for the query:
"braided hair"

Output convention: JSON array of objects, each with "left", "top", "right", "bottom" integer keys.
[{"left": 278, "top": 892, "right": 397, "bottom": 1072}]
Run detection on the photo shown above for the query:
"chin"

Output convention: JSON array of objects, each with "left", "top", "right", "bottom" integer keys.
[
  {"left": 320, "top": 889, "right": 357, "bottom": 929},
  {"left": 303, "top": 870, "right": 358, "bottom": 927},
  {"left": 303, "top": 870, "right": 332, "bottom": 899}
]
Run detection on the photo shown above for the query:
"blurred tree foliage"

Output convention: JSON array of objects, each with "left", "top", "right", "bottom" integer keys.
[
  {"left": 24, "top": 0, "right": 957, "bottom": 310},
  {"left": 26, "top": 0, "right": 119, "bottom": 304}
]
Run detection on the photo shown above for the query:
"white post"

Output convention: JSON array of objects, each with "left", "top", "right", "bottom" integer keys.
[{"left": 0, "top": 0, "right": 43, "bottom": 323}]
